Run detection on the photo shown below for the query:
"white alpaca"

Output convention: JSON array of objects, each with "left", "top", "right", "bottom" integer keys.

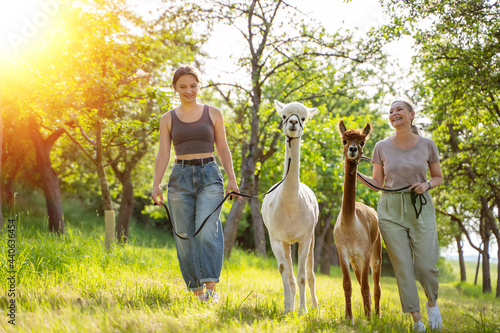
[{"left": 261, "top": 100, "right": 319, "bottom": 314}]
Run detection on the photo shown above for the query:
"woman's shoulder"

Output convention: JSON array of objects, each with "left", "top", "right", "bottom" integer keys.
[
  {"left": 207, "top": 105, "right": 223, "bottom": 120},
  {"left": 160, "top": 110, "right": 176, "bottom": 127},
  {"left": 161, "top": 110, "right": 175, "bottom": 119},
  {"left": 206, "top": 104, "right": 222, "bottom": 113}
]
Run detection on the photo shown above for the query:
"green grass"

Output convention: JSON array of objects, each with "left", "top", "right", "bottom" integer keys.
[{"left": 1, "top": 208, "right": 499, "bottom": 332}]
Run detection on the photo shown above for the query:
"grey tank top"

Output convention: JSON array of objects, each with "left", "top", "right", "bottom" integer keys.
[{"left": 170, "top": 105, "right": 215, "bottom": 155}]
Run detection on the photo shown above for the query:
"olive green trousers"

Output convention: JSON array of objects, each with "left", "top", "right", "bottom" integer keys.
[{"left": 377, "top": 191, "right": 439, "bottom": 313}]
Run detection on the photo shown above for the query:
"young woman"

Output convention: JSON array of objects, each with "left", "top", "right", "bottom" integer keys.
[
  {"left": 151, "top": 65, "right": 240, "bottom": 303},
  {"left": 357, "top": 100, "right": 443, "bottom": 331}
]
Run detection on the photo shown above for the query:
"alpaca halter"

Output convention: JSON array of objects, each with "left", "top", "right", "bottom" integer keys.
[
  {"left": 347, "top": 147, "right": 364, "bottom": 176},
  {"left": 283, "top": 113, "right": 304, "bottom": 147}
]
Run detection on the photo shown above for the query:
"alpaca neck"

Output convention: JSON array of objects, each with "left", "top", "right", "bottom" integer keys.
[
  {"left": 341, "top": 161, "right": 358, "bottom": 221},
  {"left": 281, "top": 137, "right": 301, "bottom": 200}
]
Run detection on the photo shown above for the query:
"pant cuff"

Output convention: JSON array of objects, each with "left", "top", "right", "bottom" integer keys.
[
  {"left": 403, "top": 306, "right": 421, "bottom": 313},
  {"left": 200, "top": 278, "right": 219, "bottom": 284}
]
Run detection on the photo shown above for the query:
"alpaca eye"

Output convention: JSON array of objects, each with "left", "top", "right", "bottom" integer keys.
[
  {"left": 360, "top": 142, "right": 364, "bottom": 147},
  {"left": 301, "top": 117, "right": 306, "bottom": 121},
  {"left": 343, "top": 140, "right": 347, "bottom": 145},
  {"left": 282, "top": 115, "right": 287, "bottom": 119}
]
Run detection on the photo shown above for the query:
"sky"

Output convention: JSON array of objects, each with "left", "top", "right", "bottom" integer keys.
[{"left": 202, "top": 0, "right": 413, "bottom": 86}]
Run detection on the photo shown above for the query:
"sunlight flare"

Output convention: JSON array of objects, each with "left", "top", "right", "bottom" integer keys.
[{"left": 0, "top": 0, "right": 60, "bottom": 56}]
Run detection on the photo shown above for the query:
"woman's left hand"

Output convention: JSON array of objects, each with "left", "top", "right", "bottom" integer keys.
[
  {"left": 226, "top": 179, "right": 242, "bottom": 203},
  {"left": 409, "top": 182, "right": 429, "bottom": 194}
]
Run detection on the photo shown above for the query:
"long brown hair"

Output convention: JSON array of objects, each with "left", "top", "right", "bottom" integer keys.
[{"left": 391, "top": 100, "right": 420, "bottom": 135}]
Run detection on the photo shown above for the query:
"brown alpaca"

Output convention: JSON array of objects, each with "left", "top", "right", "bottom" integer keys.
[{"left": 334, "top": 120, "right": 382, "bottom": 322}]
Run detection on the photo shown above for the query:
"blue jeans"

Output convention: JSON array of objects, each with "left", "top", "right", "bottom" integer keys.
[{"left": 167, "top": 160, "right": 225, "bottom": 291}]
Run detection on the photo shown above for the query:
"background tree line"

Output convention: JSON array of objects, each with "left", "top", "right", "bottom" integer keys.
[{"left": 0, "top": 0, "right": 498, "bottom": 296}]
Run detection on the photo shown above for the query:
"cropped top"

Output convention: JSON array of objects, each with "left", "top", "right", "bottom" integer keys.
[{"left": 170, "top": 104, "right": 215, "bottom": 156}]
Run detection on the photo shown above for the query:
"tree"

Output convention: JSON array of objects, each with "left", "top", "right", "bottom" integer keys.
[
  {"left": 204, "top": 0, "right": 387, "bottom": 258},
  {"left": 1, "top": 64, "right": 67, "bottom": 232},
  {"left": 102, "top": 7, "right": 207, "bottom": 243},
  {"left": 383, "top": 0, "right": 500, "bottom": 295}
]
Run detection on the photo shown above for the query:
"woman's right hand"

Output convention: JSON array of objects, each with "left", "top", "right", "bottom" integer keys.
[{"left": 151, "top": 186, "right": 163, "bottom": 205}]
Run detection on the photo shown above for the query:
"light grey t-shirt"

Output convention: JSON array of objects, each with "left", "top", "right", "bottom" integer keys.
[{"left": 372, "top": 136, "right": 440, "bottom": 192}]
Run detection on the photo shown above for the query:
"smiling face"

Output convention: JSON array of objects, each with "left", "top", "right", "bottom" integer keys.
[
  {"left": 389, "top": 101, "right": 414, "bottom": 130},
  {"left": 173, "top": 74, "right": 199, "bottom": 104}
]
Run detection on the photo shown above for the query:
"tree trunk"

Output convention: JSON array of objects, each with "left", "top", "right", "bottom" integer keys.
[
  {"left": 314, "top": 202, "right": 335, "bottom": 274},
  {"left": 223, "top": 152, "right": 256, "bottom": 258},
  {"left": 474, "top": 249, "right": 481, "bottom": 286},
  {"left": 481, "top": 243, "right": 491, "bottom": 293},
  {"left": 108, "top": 143, "right": 148, "bottom": 244},
  {"left": 95, "top": 122, "right": 114, "bottom": 250},
  {"left": 250, "top": 175, "right": 266, "bottom": 256},
  {"left": 456, "top": 236, "right": 467, "bottom": 282},
  {"left": 480, "top": 196, "right": 492, "bottom": 293},
  {"left": 486, "top": 197, "right": 500, "bottom": 297},
  {"left": 28, "top": 119, "right": 64, "bottom": 234},
  {"left": 320, "top": 225, "right": 334, "bottom": 275},
  {"left": 116, "top": 170, "right": 134, "bottom": 243}
]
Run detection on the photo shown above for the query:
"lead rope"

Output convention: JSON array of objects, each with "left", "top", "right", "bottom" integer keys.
[
  {"left": 161, "top": 134, "right": 297, "bottom": 240},
  {"left": 160, "top": 113, "right": 304, "bottom": 240},
  {"left": 357, "top": 156, "right": 427, "bottom": 218}
]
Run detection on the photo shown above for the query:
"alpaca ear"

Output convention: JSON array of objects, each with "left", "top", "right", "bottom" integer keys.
[
  {"left": 307, "top": 107, "right": 318, "bottom": 119},
  {"left": 274, "top": 100, "right": 285, "bottom": 113},
  {"left": 362, "top": 123, "right": 372, "bottom": 136},
  {"left": 339, "top": 120, "right": 347, "bottom": 135}
]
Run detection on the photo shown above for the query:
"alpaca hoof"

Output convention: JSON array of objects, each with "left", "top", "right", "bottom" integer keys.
[{"left": 299, "top": 307, "right": 308, "bottom": 315}]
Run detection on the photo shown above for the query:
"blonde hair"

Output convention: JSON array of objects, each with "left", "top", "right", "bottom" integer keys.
[
  {"left": 172, "top": 65, "right": 201, "bottom": 86},
  {"left": 391, "top": 100, "right": 420, "bottom": 135}
]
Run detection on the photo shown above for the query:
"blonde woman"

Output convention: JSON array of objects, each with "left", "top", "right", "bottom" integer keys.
[{"left": 358, "top": 100, "right": 443, "bottom": 331}]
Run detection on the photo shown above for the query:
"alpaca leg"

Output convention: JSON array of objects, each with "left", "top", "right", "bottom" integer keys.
[
  {"left": 306, "top": 237, "right": 318, "bottom": 309},
  {"left": 270, "top": 238, "right": 293, "bottom": 312},
  {"left": 371, "top": 236, "right": 382, "bottom": 316},
  {"left": 296, "top": 239, "right": 310, "bottom": 314},
  {"left": 350, "top": 258, "right": 362, "bottom": 284},
  {"left": 360, "top": 259, "right": 372, "bottom": 318},
  {"left": 283, "top": 241, "right": 296, "bottom": 310},
  {"left": 339, "top": 253, "right": 353, "bottom": 322}
]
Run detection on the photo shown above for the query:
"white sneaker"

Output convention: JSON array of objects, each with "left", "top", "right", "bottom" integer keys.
[
  {"left": 413, "top": 321, "right": 426, "bottom": 332},
  {"left": 204, "top": 290, "right": 219, "bottom": 304},
  {"left": 426, "top": 301, "right": 443, "bottom": 330}
]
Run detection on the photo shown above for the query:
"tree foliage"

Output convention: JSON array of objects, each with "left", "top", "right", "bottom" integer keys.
[
  {"left": 201, "top": 0, "right": 390, "bottom": 259},
  {"left": 383, "top": 0, "right": 500, "bottom": 295}
]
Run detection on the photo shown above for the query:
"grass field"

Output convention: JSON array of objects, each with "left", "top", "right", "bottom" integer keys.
[{"left": 1, "top": 204, "right": 499, "bottom": 332}]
